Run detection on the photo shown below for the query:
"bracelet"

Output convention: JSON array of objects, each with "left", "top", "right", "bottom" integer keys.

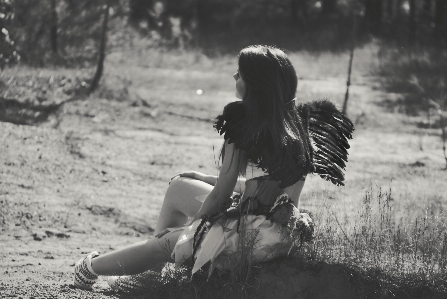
[{"left": 201, "top": 214, "right": 211, "bottom": 227}]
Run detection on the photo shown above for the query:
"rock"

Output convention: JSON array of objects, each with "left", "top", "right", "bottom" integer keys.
[
  {"left": 44, "top": 228, "right": 70, "bottom": 239},
  {"left": 410, "top": 161, "right": 425, "bottom": 167},
  {"left": 31, "top": 231, "right": 46, "bottom": 241}
]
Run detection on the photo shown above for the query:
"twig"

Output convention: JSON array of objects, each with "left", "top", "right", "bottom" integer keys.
[
  {"left": 409, "top": 79, "right": 447, "bottom": 169},
  {"left": 427, "top": 99, "right": 447, "bottom": 169},
  {"left": 332, "top": 211, "right": 355, "bottom": 248}
]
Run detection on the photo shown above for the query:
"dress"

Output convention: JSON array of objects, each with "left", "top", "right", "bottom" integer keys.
[
  {"left": 172, "top": 99, "right": 354, "bottom": 276},
  {"left": 172, "top": 168, "right": 313, "bottom": 276}
]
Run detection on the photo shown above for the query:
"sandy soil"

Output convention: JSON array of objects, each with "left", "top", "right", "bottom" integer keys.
[{"left": 0, "top": 85, "right": 229, "bottom": 298}]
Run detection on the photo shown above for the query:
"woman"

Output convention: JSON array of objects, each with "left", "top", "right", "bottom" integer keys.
[{"left": 73, "top": 45, "right": 354, "bottom": 291}]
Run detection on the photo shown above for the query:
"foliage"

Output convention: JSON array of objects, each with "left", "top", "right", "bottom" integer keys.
[
  {"left": 0, "top": 0, "right": 19, "bottom": 69},
  {"left": 378, "top": 46, "right": 447, "bottom": 115},
  {"left": 4, "top": 0, "right": 447, "bottom": 67},
  {"left": 7, "top": 0, "right": 126, "bottom": 66}
]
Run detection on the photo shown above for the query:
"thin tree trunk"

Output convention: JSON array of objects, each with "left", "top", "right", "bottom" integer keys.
[
  {"left": 387, "top": 0, "right": 393, "bottom": 20},
  {"left": 364, "top": 0, "right": 372, "bottom": 32},
  {"left": 290, "top": 0, "right": 298, "bottom": 23},
  {"left": 376, "top": 0, "right": 383, "bottom": 34},
  {"left": 435, "top": 0, "right": 446, "bottom": 40},
  {"left": 409, "top": 0, "right": 416, "bottom": 46},
  {"left": 365, "top": 0, "right": 382, "bottom": 35},
  {"left": 90, "top": 1, "right": 110, "bottom": 94},
  {"left": 342, "top": 14, "right": 356, "bottom": 116},
  {"left": 423, "top": 0, "right": 432, "bottom": 13},
  {"left": 321, "top": 0, "right": 337, "bottom": 15},
  {"left": 50, "top": 0, "right": 58, "bottom": 54},
  {"left": 193, "top": 0, "right": 199, "bottom": 48},
  {"left": 396, "top": 0, "right": 402, "bottom": 19},
  {"left": 441, "top": 113, "right": 447, "bottom": 169}
]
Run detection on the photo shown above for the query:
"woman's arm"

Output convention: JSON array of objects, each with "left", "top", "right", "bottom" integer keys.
[
  {"left": 284, "top": 180, "right": 305, "bottom": 208},
  {"left": 176, "top": 172, "right": 246, "bottom": 194},
  {"left": 190, "top": 141, "right": 241, "bottom": 222},
  {"left": 197, "top": 174, "right": 245, "bottom": 194}
]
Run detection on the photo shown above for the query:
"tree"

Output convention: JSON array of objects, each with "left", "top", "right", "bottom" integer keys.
[
  {"left": 409, "top": 0, "right": 416, "bottom": 46},
  {"left": 0, "top": 0, "right": 19, "bottom": 69},
  {"left": 50, "top": 0, "right": 58, "bottom": 54},
  {"left": 290, "top": 0, "right": 309, "bottom": 25},
  {"left": 423, "top": 0, "right": 432, "bottom": 13},
  {"left": 89, "top": 1, "right": 110, "bottom": 93},
  {"left": 342, "top": 14, "right": 357, "bottom": 116},
  {"left": 396, "top": 0, "right": 402, "bottom": 19},
  {"left": 386, "top": 0, "right": 393, "bottom": 20},
  {"left": 435, "top": 0, "right": 446, "bottom": 41},
  {"left": 321, "top": 0, "right": 337, "bottom": 15},
  {"left": 365, "top": 0, "right": 382, "bottom": 35}
]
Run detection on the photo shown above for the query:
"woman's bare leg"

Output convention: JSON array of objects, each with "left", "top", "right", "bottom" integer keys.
[
  {"left": 154, "top": 177, "right": 213, "bottom": 234},
  {"left": 90, "top": 230, "right": 182, "bottom": 276}
]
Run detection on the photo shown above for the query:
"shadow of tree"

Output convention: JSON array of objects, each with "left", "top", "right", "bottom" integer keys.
[{"left": 0, "top": 97, "right": 64, "bottom": 126}]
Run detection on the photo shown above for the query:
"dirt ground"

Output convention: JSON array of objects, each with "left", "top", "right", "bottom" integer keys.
[{"left": 1, "top": 68, "right": 446, "bottom": 298}]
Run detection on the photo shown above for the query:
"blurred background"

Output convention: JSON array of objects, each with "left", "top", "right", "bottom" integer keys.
[
  {"left": 1, "top": 0, "right": 447, "bottom": 120},
  {"left": 2, "top": 0, "right": 447, "bottom": 61}
]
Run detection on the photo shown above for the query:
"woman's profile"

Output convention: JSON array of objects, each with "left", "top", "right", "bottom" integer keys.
[{"left": 73, "top": 45, "right": 354, "bottom": 291}]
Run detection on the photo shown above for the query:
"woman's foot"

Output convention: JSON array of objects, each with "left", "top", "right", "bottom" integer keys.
[{"left": 73, "top": 251, "right": 100, "bottom": 290}]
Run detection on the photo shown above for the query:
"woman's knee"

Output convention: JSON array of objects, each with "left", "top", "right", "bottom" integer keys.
[
  {"left": 169, "top": 176, "right": 192, "bottom": 187},
  {"left": 163, "top": 176, "right": 209, "bottom": 215},
  {"left": 164, "top": 177, "right": 196, "bottom": 207},
  {"left": 166, "top": 176, "right": 191, "bottom": 199},
  {"left": 166, "top": 176, "right": 208, "bottom": 197}
]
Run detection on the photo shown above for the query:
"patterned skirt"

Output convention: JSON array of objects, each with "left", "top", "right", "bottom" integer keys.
[{"left": 171, "top": 194, "right": 314, "bottom": 277}]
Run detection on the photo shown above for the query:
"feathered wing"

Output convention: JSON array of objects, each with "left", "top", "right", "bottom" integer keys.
[
  {"left": 298, "top": 99, "right": 355, "bottom": 186},
  {"left": 214, "top": 102, "right": 309, "bottom": 188},
  {"left": 215, "top": 99, "right": 354, "bottom": 188}
]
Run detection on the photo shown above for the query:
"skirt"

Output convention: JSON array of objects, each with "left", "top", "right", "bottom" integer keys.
[{"left": 171, "top": 206, "right": 314, "bottom": 277}]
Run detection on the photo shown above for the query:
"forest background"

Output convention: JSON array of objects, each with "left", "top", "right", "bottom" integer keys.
[{"left": 1, "top": 0, "right": 447, "bottom": 298}]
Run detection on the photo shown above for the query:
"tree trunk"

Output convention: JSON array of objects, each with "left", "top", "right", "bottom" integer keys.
[
  {"left": 409, "top": 0, "right": 416, "bottom": 46},
  {"left": 435, "top": 0, "right": 446, "bottom": 40},
  {"left": 291, "top": 0, "right": 309, "bottom": 25},
  {"left": 321, "top": 0, "right": 337, "bottom": 15},
  {"left": 365, "top": 0, "right": 382, "bottom": 35},
  {"left": 193, "top": 0, "right": 200, "bottom": 49},
  {"left": 423, "top": 0, "right": 432, "bottom": 12},
  {"left": 50, "top": 0, "right": 58, "bottom": 54},
  {"left": 396, "top": 0, "right": 402, "bottom": 18},
  {"left": 290, "top": 0, "right": 298, "bottom": 23},
  {"left": 342, "top": 14, "right": 356, "bottom": 116},
  {"left": 387, "top": 0, "right": 393, "bottom": 20},
  {"left": 89, "top": 1, "right": 110, "bottom": 94},
  {"left": 376, "top": 0, "right": 382, "bottom": 33}
]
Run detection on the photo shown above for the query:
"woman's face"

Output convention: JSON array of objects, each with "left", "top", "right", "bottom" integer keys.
[{"left": 233, "top": 70, "right": 246, "bottom": 99}]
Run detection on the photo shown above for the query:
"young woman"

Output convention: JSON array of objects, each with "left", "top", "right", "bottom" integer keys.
[{"left": 73, "top": 45, "right": 354, "bottom": 291}]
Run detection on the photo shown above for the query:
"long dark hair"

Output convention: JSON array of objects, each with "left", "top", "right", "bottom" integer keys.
[{"left": 221, "top": 45, "right": 314, "bottom": 183}]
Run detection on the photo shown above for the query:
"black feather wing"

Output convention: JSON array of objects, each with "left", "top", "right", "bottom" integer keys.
[
  {"left": 298, "top": 99, "right": 355, "bottom": 186},
  {"left": 214, "top": 101, "right": 309, "bottom": 188}
]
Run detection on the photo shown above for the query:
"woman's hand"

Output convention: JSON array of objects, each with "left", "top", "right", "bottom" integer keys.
[
  {"left": 155, "top": 229, "right": 170, "bottom": 238},
  {"left": 169, "top": 171, "right": 203, "bottom": 184}
]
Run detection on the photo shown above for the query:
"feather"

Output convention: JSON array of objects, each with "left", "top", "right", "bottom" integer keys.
[
  {"left": 214, "top": 99, "right": 354, "bottom": 189},
  {"left": 298, "top": 99, "right": 355, "bottom": 186}
]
